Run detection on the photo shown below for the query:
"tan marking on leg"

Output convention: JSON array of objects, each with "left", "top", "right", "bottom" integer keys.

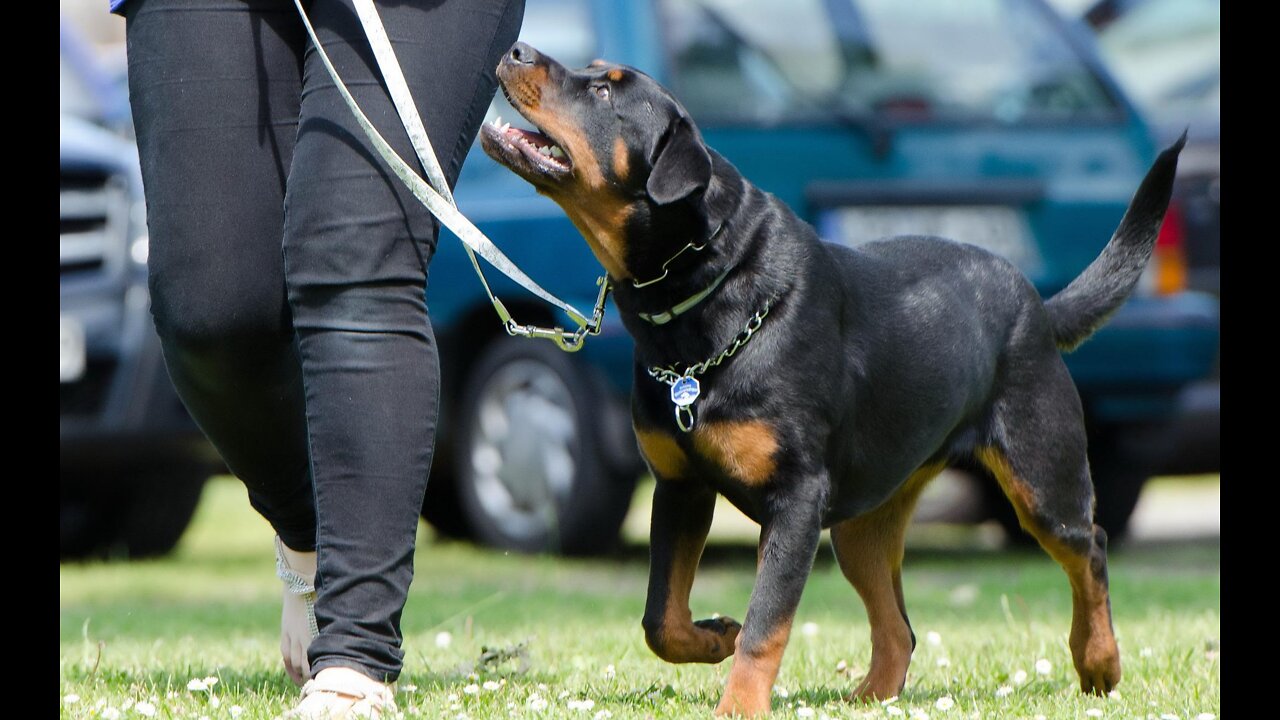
[
  {"left": 694, "top": 420, "right": 778, "bottom": 486},
  {"left": 715, "top": 620, "right": 792, "bottom": 717},
  {"left": 648, "top": 523, "right": 740, "bottom": 664},
  {"left": 976, "top": 447, "right": 1121, "bottom": 695},
  {"left": 833, "top": 464, "right": 943, "bottom": 701},
  {"left": 636, "top": 428, "right": 687, "bottom": 480}
]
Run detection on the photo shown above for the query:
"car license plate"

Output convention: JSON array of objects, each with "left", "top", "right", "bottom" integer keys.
[
  {"left": 818, "top": 205, "right": 1041, "bottom": 273},
  {"left": 60, "top": 315, "right": 85, "bottom": 383}
]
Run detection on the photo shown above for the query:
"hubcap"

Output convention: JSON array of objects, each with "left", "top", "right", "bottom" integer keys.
[{"left": 467, "top": 359, "right": 578, "bottom": 543}]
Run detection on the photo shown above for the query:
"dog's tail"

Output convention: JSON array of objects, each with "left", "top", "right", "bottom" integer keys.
[{"left": 1044, "top": 132, "right": 1186, "bottom": 352}]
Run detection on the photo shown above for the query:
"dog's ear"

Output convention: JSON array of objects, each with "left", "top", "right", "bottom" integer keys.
[{"left": 646, "top": 114, "right": 712, "bottom": 205}]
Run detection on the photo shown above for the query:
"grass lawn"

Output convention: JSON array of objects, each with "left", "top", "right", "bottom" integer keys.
[{"left": 59, "top": 476, "right": 1220, "bottom": 719}]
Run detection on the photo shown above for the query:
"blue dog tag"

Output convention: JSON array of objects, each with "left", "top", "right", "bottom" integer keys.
[{"left": 671, "top": 376, "right": 700, "bottom": 407}]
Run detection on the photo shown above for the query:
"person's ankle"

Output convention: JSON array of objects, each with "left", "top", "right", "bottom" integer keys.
[{"left": 277, "top": 538, "right": 317, "bottom": 578}]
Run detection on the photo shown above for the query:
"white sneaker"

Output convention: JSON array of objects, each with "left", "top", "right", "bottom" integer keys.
[
  {"left": 275, "top": 535, "right": 318, "bottom": 687},
  {"left": 281, "top": 666, "right": 398, "bottom": 719}
]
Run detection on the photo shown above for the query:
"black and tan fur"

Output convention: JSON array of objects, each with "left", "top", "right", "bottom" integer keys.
[{"left": 480, "top": 42, "right": 1184, "bottom": 717}]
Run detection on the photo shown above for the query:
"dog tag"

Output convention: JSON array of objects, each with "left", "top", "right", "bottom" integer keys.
[{"left": 671, "top": 376, "right": 700, "bottom": 407}]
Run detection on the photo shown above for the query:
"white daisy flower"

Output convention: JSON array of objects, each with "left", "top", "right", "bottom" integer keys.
[
  {"left": 1159, "top": 715, "right": 1180, "bottom": 720},
  {"left": 135, "top": 701, "right": 157, "bottom": 717},
  {"left": 229, "top": 706, "right": 244, "bottom": 718},
  {"left": 1195, "top": 714, "right": 1215, "bottom": 720},
  {"left": 1085, "top": 710, "right": 1102, "bottom": 718},
  {"left": 995, "top": 685, "right": 1013, "bottom": 698},
  {"left": 447, "top": 694, "right": 459, "bottom": 702},
  {"left": 464, "top": 684, "right": 480, "bottom": 695},
  {"left": 567, "top": 699, "right": 595, "bottom": 711},
  {"left": 801, "top": 622, "right": 820, "bottom": 637},
  {"left": 603, "top": 664, "right": 616, "bottom": 680},
  {"left": 835, "top": 660, "right": 848, "bottom": 673},
  {"left": 102, "top": 708, "right": 121, "bottom": 720},
  {"left": 209, "top": 695, "right": 221, "bottom": 708},
  {"left": 910, "top": 711, "right": 930, "bottom": 720},
  {"left": 775, "top": 686, "right": 790, "bottom": 698},
  {"left": 63, "top": 694, "right": 80, "bottom": 705},
  {"left": 483, "top": 681, "right": 501, "bottom": 691},
  {"left": 401, "top": 684, "right": 418, "bottom": 692},
  {"left": 1035, "top": 659, "right": 1052, "bottom": 675},
  {"left": 122, "top": 699, "right": 135, "bottom": 711},
  {"left": 1140, "top": 647, "right": 1154, "bottom": 658},
  {"left": 593, "top": 711, "right": 613, "bottom": 720},
  {"left": 881, "top": 696, "right": 899, "bottom": 706},
  {"left": 887, "top": 707, "right": 904, "bottom": 716},
  {"left": 797, "top": 708, "right": 816, "bottom": 718},
  {"left": 187, "top": 678, "right": 209, "bottom": 692},
  {"left": 926, "top": 631, "right": 942, "bottom": 647},
  {"left": 936, "top": 657, "right": 951, "bottom": 668},
  {"left": 935, "top": 696, "right": 955, "bottom": 712},
  {"left": 436, "top": 631, "right": 453, "bottom": 648},
  {"left": 1012, "top": 670, "right": 1027, "bottom": 685},
  {"left": 528, "top": 695, "right": 549, "bottom": 711},
  {"left": 948, "top": 585, "right": 978, "bottom": 606}
]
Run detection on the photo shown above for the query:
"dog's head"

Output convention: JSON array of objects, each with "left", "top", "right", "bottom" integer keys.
[{"left": 480, "top": 42, "right": 714, "bottom": 280}]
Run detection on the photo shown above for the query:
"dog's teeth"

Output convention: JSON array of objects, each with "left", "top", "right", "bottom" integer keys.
[
  {"left": 492, "top": 115, "right": 502, "bottom": 127},
  {"left": 501, "top": 122, "right": 511, "bottom": 132},
  {"left": 550, "top": 146, "right": 565, "bottom": 158},
  {"left": 538, "top": 145, "right": 552, "bottom": 156}
]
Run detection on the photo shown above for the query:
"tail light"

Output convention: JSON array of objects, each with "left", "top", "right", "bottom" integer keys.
[{"left": 1149, "top": 199, "right": 1188, "bottom": 295}]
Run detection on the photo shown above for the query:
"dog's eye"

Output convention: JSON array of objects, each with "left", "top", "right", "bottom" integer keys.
[{"left": 592, "top": 85, "right": 611, "bottom": 101}]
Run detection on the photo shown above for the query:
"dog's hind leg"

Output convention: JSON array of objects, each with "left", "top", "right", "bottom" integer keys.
[
  {"left": 642, "top": 479, "right": 742, "bottom": 664},
  {"left": 978, "top": 361, "right": 1121, "bottom": 695},
  {"left": 831, "top": 464, "right": 943, "bottom": 702}
]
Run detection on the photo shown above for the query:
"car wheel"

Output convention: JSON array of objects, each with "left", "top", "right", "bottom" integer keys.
[
  {"left": 982, "top": 421, "right": 1153, "bottom": 546},
  {"left": 60, "top": 465, "right": 209, "bottom": 560},
  {"left": 451, "top": 337, "right": 636, "bottom": 555}
]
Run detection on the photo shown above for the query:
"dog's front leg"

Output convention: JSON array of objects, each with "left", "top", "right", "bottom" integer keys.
[
  {"left": 716, "top": 480, "right": 825, "bottom": 718},
  {"left": 642, "top": 479, "right": 742, "bottom": 664}
]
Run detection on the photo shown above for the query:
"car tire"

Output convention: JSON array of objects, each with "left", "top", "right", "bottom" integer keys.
[
  {"left": 451, "top": 337, "right": 636, "bottom": 555},
  {"left": 60, "top": 465, "right": 209, "bottom": 560},
  {"left": 982, "top": 421, "right": 1153, "bottom": 546}
]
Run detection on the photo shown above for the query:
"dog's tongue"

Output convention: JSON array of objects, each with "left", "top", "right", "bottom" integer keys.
[{"left": 490, "top": 116, "right": 568, "bottom": 162}]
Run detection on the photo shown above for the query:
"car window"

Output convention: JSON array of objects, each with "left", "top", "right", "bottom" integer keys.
[
  {"left": 482, "top": 0, "right": 596, "bottom": 126},
  {"left": 659, "top": 0, "right": 1122, "bottom": 125},
  {"left": 1094, "top": 0, "right": 1219, "bottom": 125}
]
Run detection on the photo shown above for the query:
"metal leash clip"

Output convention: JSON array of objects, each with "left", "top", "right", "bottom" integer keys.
[{"left": 501, "top": 276, "right": 611, "bottom": 352}]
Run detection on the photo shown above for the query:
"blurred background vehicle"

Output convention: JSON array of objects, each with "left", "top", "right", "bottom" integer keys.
[
  {"left": 60, "top": 0, "right": 1219, "bottom": 557},
  {"left": 60, "top": 18, "right": 223, "bottom": 560},
  {"left": 1079, "top": 0, "right": 1220, "bottom": 477}
]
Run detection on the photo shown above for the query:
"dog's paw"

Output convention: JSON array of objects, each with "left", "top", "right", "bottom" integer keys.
[{"left": 693, "top": 616, "right": 741, "bottom": 662}]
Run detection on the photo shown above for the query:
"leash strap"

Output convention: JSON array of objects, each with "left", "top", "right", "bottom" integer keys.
[{"left": 294, "top": 0, "right": 606, "bottom": 348}]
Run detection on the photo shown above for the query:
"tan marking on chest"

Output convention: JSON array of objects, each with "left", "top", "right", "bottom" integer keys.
[
  {"left": 693, "top": 420, "right": 779, "bottom": 486},
  {"left": 636, "top": 428, "right": 688, "bottom": 479}
]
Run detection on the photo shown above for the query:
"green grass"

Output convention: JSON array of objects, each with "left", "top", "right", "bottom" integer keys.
[{"left": 60, "top": 476, "right": 1220, "bottom": 719}]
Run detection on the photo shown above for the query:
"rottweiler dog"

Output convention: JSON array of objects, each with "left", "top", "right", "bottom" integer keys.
[{"left": 480, "top": 41, "right": 1183, "bottom": 717}]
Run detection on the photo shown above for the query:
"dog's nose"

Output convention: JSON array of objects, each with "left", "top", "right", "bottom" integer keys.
[{"left": 507, "top": 42, "right": 540, "bottom": 66}]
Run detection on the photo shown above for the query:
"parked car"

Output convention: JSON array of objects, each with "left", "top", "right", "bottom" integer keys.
[
  {"left": 423, "top": 0, "right": 1220, "bottom": 551},
  {"left": 59, "top": 20, "right": 222, "bottom": 560},
  {"left": 1081, "top": 0, "right": 1220, "bottom": 477}
]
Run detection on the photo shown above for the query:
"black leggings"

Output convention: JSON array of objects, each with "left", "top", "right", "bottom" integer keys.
[{"left": 125, "top": 0, "right": 523, "bottom": 681}]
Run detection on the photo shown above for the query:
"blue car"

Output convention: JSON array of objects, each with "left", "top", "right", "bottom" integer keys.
[{"left": 422, "top": 0, "right": 1219, "bottom": 552}]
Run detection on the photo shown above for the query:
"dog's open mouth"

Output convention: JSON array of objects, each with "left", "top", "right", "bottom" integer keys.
[{"left": 479, "top": 114, "right": 572, "bottom": 180}]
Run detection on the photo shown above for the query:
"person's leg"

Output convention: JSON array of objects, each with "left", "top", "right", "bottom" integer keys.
[
  {"left": 125, "top": 0, "right": 319, "bottom": 685},
  {"left": 125, "top": 0, "right": 315, "bottom": 549},
  {"left": 283, "top": 0, "right": 524, "bottom": 682}
]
